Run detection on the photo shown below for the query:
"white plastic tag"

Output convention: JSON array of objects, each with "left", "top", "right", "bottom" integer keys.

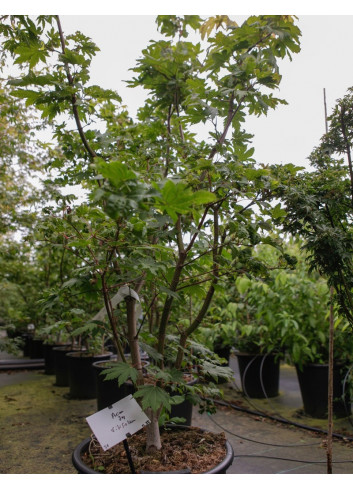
[
  {"left": 86, "top": 395, "right": 151, "bottom": 451},
  {"left": 92, "top": 285, "right": 143, "bottom": 322}
]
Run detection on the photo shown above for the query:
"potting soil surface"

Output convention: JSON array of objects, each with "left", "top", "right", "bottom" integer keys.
[{"left": 1, "top": 352, "right": 353, "bottom": 476}]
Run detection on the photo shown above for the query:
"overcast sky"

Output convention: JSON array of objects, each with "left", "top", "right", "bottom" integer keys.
[{"left": 54, "top": 14, "right": 353, "bottom": 170}]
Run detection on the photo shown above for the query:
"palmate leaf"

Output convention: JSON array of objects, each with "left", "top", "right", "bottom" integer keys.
[
  {"left": 199, "top": 361, "right": 234, "bottom": 382},
  {"left": 96, "top": 159, "right": 137, "bottom": 188},
  {"left": 156, "top": 180, "right": 216, "bottom": 222},
  {"left": 101, "top": 362, "right": 138, "bottom": 386},
  {"left": 14, "top": 41, "right": 48, "bottom": 68},
  {"left": 134, "top": 384, "right": 172, "bottom": 412}
]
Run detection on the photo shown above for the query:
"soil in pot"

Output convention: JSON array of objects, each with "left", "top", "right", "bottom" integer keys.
[
  {"left": 66, "top": 351, "right": 112, "bottom": 399},
  {"left": 75, "top": 426, "right": 233, "bottom": 474},
  {"left": 235, "top": 352, "right": 280, "bottom": 398},
  {"left": 296, "top": 363, "right": 352, "bottom": 419}
]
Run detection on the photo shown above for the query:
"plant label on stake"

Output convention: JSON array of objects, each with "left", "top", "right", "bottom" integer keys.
[{"left": 86, "top": 395, "right": 151, "bottom": 451}]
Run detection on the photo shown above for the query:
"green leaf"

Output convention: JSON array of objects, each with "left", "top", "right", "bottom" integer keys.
[
  {"left": 138, "top": 342, "right": 164, "bottom": 362},
  {"left": 200, "top": 361, "right": 234, "bottom": 381},
  {"left": 10, "top": 89, "right": 42, "bottom": 106},
  {"left": 272, "top": 203, "right": 287, "bottom": 219},
  {"left": 134, "top": 384, "right": 171, "bottom": 412},
  {"left": 60, "top": 50, "right": 87, "bottom": 66},
  {"left": 96, "top": 159, "right": 137, "bottom": 188},
  {"left": 102, "top": 362, "right": 138, "bottom": 386},
  {"left": 156, "top": 180, "right": 215, "bottom": 222},
  {"left": 169, "top": 395, "right": 185, "bottom": 406},
  {"left": 14, "top": 41, "right": 47, "bottom": 68},
  {"left": 235, "top": 276, "right": 252, "bottom": 294}
]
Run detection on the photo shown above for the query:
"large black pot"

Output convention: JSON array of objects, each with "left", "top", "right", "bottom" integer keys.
[
  {"left": 52, "top": 345, "right": 81, "bottom": 386},
  {"left": 92, "top": 359, "right": 145, "bottom": 411},
  {"left": 72, "top": 425, "right": 234, "bottom": 474},
  {"left": 213, "top": 344, "right": 232, "bottom": 366},
  {"left": 29, "top": 338, "right": 44, "bottom": 359},
  {"left": 295, "top": 363, "right": 352, "bottom": 419},
  {"left": 235, "top": 351, "right": 280, "bottom": 398},
  {"left": 66, "top": 351, "right": 112, "bottom": 399},
  {"left": 21, "top": 333, "right": 33, "bottom": 357},
  {"left": 43, "top": 343, "right": 71, "bottom": 375}
]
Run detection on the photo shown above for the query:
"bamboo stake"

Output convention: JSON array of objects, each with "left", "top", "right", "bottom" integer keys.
[{"left": 324, "top": 87, "right": 333, "bottom": 474}]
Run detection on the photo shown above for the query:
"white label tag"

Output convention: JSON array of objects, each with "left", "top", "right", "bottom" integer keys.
[{"left": 86, "top": 395, "right": 151, "bottom": 451}]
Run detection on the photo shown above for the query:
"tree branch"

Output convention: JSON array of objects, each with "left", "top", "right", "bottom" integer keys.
[{"left": 55, "top": 15, "right": 98, "bottom": 163}]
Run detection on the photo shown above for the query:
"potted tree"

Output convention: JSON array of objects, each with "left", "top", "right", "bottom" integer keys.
[
  {"left": 280, "top": 281, "right": 353, "bottom": 418},
  {"left": 225, "top": 275, "right": 284, "bottom": 399},
  {"left": 1, "top": 14, "right": 301, "bottom": 473},
  {"left": 275, "top": 88, "right": 353, "bottom": 421}
]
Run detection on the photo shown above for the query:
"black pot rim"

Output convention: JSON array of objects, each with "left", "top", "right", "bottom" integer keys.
[
  {"left": 66, "top": 351, "right": 111, "bottom": 359},
  {"left": 295, "top": 362, "right": 348, "bottom": 369},
  {"left": 52, "top": 346, "right": 82, "bottom": 352},
  {"left": 234, "top": 350, "right": 278, "bottom": 358},
  {"left": 72, "top": 426, "right": 234, "bottom": 474},
  {"left": 92, "top": 358, "right": 150, "bottom": 370}
]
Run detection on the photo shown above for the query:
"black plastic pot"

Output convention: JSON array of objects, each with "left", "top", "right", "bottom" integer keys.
[
  {"left": 72, "top": 425, "right": 234, "bottom": 474},
  {"left": 167, "top": 376, "right": 197, "bottom": 426},
  {"left": 295, "top": 363, "right": 352, "bottom": 419},
  {"left": 21, "top": 333, "right": 33, "bottom": 357},
  {"left": 29, "top": 338, "right": 44, "bottom": 359},
  {"left": 43, "top": 343, "right": 70, "bottom": 375},
  {"left": 92, "top": 359, "right": 147, "bottom": 411},
  {"left": 52, "top": 346, "right": 82, "bottom": 386},
  {"left": 213, "top": 344, "right": 232, "bottom": 365},
  {"left": 66, "top": 351, "right": 112, "bottom": 399},
  {"left": 235, "top": 351, "right": 280, "bottom": 398}
]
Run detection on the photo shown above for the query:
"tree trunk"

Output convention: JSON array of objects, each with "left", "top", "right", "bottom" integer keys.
[
  {"left": 125, "top": 296, "right": 162, "bottom": 451},
  {"left": 145, "top": 408, "right": 162, "bottom": 451}
]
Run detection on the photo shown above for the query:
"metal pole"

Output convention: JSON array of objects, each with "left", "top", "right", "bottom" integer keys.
[{"left": 123, "top": 436, "right": 136, "bottom": 473}]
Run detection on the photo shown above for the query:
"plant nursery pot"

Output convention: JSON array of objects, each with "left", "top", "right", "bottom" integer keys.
[
  {"left": 93, "top": 359, "right": 150, "bottom": 411},
  {"left": 213, "top": 344, "right": 232, "bottom": 365},
  {"left": 52, "top": 346, "right": 82, "bottom": 387},
  {"left": 72, "top": 425, "right": 234, "bottom": 474},
  {"left": 166, "top": 374, "right": 198, "bottom": 426},
  {"left": 29, "top": 338, "right": 44, "bottom": 359},
  {"left": 295, "top": 363, "right": 352, "bottom": 419},
  {"left": 235, "top": 351, "right": 280, "bottom": 398},
  {"left": 43, "top": 343, "right": 71, "bottom": 375},
  {"left": 66, "top": 351, "right": 112, "bottom": 399},
  {"left": 21, "top": 333, "right": 33, "bottom": 357}
]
